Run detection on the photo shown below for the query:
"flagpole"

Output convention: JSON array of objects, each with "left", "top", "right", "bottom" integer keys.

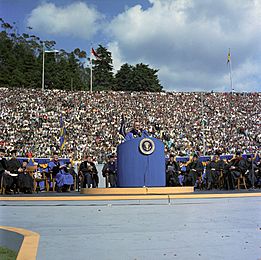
[
  {"left": 228, "top": 48, "right": 234, "bottom": 94},
  {"left": 90, "top": 56, "right": 93, "bottom": 93},
  {"left": 42, "top": 43, "right": 45, "bottom": 91}
]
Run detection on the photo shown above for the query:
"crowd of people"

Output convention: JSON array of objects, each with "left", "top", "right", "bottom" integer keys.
[
  {"left": 0, "top": 148, "right": 260, "bottom": 194},
  {"left": 0, "top": 88, "right": 260, "bottom": 162},
  {"left": 165, "top": 152, "right": 261, "bottom": 190},
  {"left": 0, "top": 149, "right": 77, "bottom": 194}
]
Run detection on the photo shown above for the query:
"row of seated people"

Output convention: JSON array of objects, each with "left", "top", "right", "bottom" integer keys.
[
  {"left": 78, "top": 154, "right": 117, "bottom": 189},
  {"left": 0, "top": 149, "right": 113, "bottom": 193},
  {"left": 1, "top": 148, "right": 260, "bottom": 193},
  {"left": 166, "top": 152, "right": 261, "bottom": 190},
  {"left": 0, "top": 149, "right": 76, "bottom": 194}
]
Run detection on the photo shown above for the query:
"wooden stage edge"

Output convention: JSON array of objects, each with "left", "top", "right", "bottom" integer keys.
[
  {"left": 80, "top": 187, "right": 194, "bottom": 195},
  {"left": 0, "top": 193, "right": 261, "bottom": 201}
]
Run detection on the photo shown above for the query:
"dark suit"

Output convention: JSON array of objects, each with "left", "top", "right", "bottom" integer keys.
[
  {"left": 79, "top": 161, "right": 98, "bottom": 188},
  {"left": 166, "top": 160, "right": 180, "bottom": 186},
  {"left": 102, "top": 161, "right": 117, "bottom": 188},
  {"left": 186, "top": 159, "right": 203, "bottom": 186}
]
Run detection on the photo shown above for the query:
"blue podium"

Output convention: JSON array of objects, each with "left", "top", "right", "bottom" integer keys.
[{"left": 117, "top": 137, "right": 166, "bottom": 187}]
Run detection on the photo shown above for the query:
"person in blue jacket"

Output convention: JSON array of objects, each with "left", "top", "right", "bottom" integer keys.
[{"left": 48, "top": 152, "right": 73, "bottom": 192}]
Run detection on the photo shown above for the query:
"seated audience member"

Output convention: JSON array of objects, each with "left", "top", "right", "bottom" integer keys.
[
  {"left": 206, "top": 154, "right": 225, "bottom": 189},
  {"left": 48, "top": 152, "right": 74, "bottom": 192},
  {"left": 17, "top": 160, "right": 34, "bottom": 194},
  {"left": 6, "top": 149, "right": 21, "bottom": 193},
  {"left": 67, "top": 162, "right": 77, "bottom": 190},
  {"left": 79, "top": 155, "right": 98, "bottom": 188},
  {"left": 241, "top": 154, "right": 259, "bottom": 188},
  {"left": 178, "top": 161, "right": 187, "bottom": 186},
  {"left": 102, "top": 154, "right": 117, "bottom": 188},
  {"left": 0, "top": 148, "right": 11, "bottom": 193},
  {"left": 256, "top": 155, "right": 261, "bottom": 188},
  {"left": 224, "top": 151, "right": 245, "bottom": 189},
  {"left": 185, "top": 154, "right": 203, "bottom": 187},
  {"left": 166, "top": 154, "right": 180, "bottom": 186},
  {"left": 125, "top": 121, "right": 149, "bottom": 141}
]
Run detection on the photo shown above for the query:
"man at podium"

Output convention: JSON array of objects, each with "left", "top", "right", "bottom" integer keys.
[
  {"left": 125, "top": 121, "right": 149, "bottom": 141},
  {"left": 117, "top": 121, "right": 166, "bottom": 187}
]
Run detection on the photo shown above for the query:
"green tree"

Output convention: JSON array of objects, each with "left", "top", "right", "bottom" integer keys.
[
  {"left": 0, "top": 30, "right": 15, "bottom": 86},
  {"left": 92, "top": 45, "right": 114, "bottom": 91},
  {"left": 0, "top": 18, "right": 163, "bottom": 92},
  {"left": 132, "top": 63, "right": 162, "bottom": 92},
  {"left": 114, "top": 63, "right": 162, "bottom": 92},
  {"left": 114, "top": 63, "right": 134, "bottom": 91}
]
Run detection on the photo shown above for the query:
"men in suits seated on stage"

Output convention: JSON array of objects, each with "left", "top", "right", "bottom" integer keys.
[
  {"left": 205, "top": 154, "right": 225, "bottom": 190},
  {"left": 102, "top": 154, "right": 117, "bottom": 188},
  {"left": 166, "top": 154, "right": 180, "bottom": 186},
  {"left": 185, "top": 154, "right": 204, "bottom": 187},
  {"left": 48, "top": 153, "right": 74, "bottom": 192},
  {"left": 125, "top": 121, "right": 149, "bottom": 141},
  {"left": 79, "top": 155, "right": 99, "bottom": 189}
]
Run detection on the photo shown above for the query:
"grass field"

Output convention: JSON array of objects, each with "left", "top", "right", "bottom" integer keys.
[{"left": 0, "top": 247, "right": 17, "bottom": 260}]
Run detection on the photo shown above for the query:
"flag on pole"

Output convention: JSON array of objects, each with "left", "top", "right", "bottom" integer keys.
[
  {"left": 59, "top": 115, "right": 66, "bottom": 150},
  {"left": 227, "top": 49, "right": 231, "bottom": 64},
  {"left": 91, "top": 48, "right": 101, "bottom": 60}
]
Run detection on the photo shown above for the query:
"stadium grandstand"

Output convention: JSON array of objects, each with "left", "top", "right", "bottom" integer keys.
[{"left": 0, "top": 88, "right": 260, "bottom": 161}]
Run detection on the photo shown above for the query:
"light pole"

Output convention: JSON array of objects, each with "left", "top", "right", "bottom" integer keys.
[
  {"left": 90, "top": 57, "right": 93, "bottom": 93},
  {"left": 42, "top": 43, "right": 45, "bottom": 91},
  {"left": 41, "top": 43, "right": 59, "bottom": 91}
]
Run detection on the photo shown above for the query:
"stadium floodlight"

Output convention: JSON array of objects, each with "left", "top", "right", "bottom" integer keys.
[{"left": 42, "top": 43, "right": 59, "bottom": 91}]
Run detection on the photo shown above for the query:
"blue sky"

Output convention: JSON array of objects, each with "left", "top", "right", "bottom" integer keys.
[
  {"left": 1, "top": 0, "right": 261, "bottom": 92},
  {"left": 1, "top": 0, "right": 151, "bottom": 50}
]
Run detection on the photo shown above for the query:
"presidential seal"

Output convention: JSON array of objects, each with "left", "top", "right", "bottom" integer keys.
[{"left": 139, "top": 138, "right": 155, "bottom": 155}]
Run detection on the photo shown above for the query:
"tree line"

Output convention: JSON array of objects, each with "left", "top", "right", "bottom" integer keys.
[{"left": 0, "top": 18, "right": 163, "bottom": 92}]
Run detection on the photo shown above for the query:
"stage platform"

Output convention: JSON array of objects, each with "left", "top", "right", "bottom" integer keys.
[
  {"left": 80, "top": 186, "right": 194, "bottom": 195},
  {"left": 0, "top": 190, "right": 260, "bottom": 201}
]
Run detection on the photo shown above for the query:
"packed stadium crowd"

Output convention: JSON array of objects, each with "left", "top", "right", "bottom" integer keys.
[
  {"left": 0, "top": 87, "right": 260, "bottom": 193},
  {"left": 0, "top": 88, "right": 260, "bottom": 161}
]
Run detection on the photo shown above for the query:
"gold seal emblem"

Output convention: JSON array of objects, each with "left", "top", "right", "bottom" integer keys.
[{"left": 139, "top": 138, "right": 155, "bottom": 155}]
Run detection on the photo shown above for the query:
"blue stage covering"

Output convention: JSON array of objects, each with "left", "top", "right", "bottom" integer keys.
[
  {"left": 15, "top": 157, "right": 70, "bottom": 166},
  {"left": 11, "top": 154, "right": 259, "bottom": 167}
]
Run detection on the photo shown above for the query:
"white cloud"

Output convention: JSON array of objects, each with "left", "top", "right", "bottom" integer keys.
[
  {"left": 27, "top": 2, "right": 103, "bottom": 39},
  {"left": 107, "top": 0, "right": 261, "bottom": 91},
  {"left": 107, "top": 41, "right": 125, "bottom": 73},
  {"left": 233, "top": 59, "right": 261, "bottom": 92}
]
